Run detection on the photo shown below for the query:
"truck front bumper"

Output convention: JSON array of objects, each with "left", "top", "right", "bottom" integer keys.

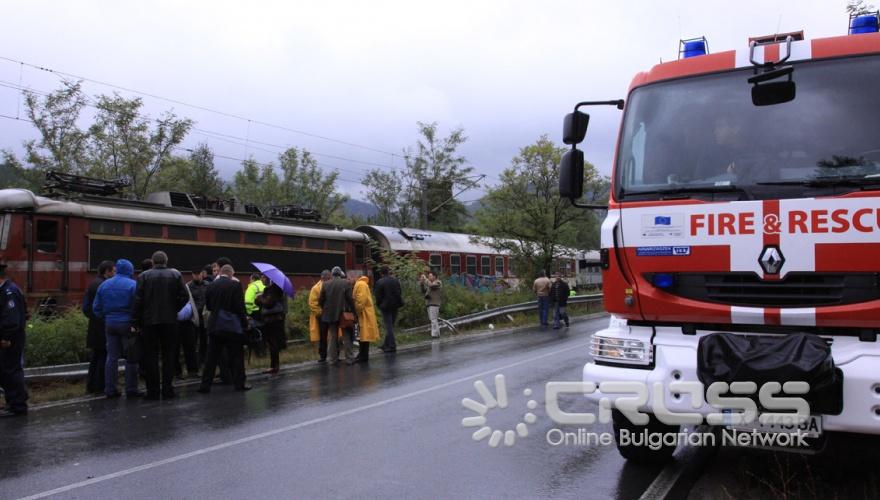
[{"left": 583, "top": 321, "right": 880, "bottom": 435}]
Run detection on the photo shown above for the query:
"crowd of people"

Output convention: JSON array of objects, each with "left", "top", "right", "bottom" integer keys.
[
  {"left": 0, "top": 249, "right": 577, "bottom": 417},
  {"left": 78, "top": 252, "right": 412, "bottom": 401}
]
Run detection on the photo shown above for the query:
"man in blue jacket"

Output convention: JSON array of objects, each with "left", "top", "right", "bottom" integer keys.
[
  {"left": 93, "top": 259, "right": 142, "bottom": 398},
  {"left": 0, "top": 263, "right": 28, "bottom": 417}
]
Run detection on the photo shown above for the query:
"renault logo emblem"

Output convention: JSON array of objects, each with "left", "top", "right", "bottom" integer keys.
[{"left": 758, "top": 246, "right": 785, "bottom": 275}]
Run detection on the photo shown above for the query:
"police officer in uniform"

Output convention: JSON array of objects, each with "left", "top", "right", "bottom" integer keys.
[{"left": 0, "top": 263, "right": 28, "bottom": 417}]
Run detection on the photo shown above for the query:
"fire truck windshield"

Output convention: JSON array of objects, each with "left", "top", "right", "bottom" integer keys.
[{"left": 616, "top": 55, "right": 880, "bottom": 201}]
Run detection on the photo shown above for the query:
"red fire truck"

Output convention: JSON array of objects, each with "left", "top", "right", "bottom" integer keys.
[{"left": 560, "top": 14, "right": 880, "bottom": 461}]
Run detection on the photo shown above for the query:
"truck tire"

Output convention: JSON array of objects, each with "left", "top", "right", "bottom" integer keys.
[{"left": 611, "top": 409, "right": 680, "bottom": 463}]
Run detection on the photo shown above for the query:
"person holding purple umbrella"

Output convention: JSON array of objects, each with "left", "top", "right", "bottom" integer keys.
[{"left": 255, "top": 281, "right": 287, "bottom": 374}]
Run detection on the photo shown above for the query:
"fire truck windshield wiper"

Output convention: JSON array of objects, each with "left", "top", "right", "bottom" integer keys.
[
  {"left": 622, "top": 184, "right": 750, "bottom": 199},
  {"left": 757, "top": 175, "right": 880, "bottom": 188}
]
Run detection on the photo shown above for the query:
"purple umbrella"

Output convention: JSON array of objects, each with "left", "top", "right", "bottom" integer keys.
[{"left": 251, "top": 262, "right": 295, "bottom": 298}]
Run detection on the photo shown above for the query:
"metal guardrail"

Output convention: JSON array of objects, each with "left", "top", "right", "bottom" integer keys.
[
  {"left": 401, "top": 294, "right": 603, "bottom": 335},
  {"left": 24, "top": 294, "right": 604, "bottom": 380},
  {"left": 24, "top": 360, "right": 125, "bottom": 380}
]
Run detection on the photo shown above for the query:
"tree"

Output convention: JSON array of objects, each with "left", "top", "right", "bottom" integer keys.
[
  {"left": 473, "top": 135, "right": 606, "bottom": 282},
  {"left": 186, "top": 143, "right": 226, "bottom": 198},
  {"left": 22, "top": 81, "right": 90, "bottom": 177},
  {"left": 847, "top": 0, "right": 876, "bottom": 15},
  {"left": 276, "top": 147, "right": 348, "bottom": 221},
  {"left": 362, "top": 168, "right": 402, "bottom": 226},
  {"left": 88, "top": 93, "right": 192, "bottom": 199},
  {"left": 0, "top": 151, "right": 39, "bottom": 190},
  {"left": 153, "top": 143, "right": 225, "bottom": 198},
  {"left": 230, "top": 158, "right": 281, "bottom": 211},
  {"left": 402, "top": 122, "right": 475, "bottom": 231}
]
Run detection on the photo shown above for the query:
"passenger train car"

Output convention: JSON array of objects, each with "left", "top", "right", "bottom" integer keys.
[
  {"left": 0, "top": 188, "right": 369, "bottom": 310},
  {"left": 357, "top": 225, "right": 593, "bottom": 289}
]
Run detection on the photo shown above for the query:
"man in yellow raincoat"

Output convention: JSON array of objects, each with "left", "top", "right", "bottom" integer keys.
[
  {"left": 309, "top": 270, "right": 331, "bottom": 362},
  {"left": 352, "top": 274, "right": 380, "bottom": 363}
]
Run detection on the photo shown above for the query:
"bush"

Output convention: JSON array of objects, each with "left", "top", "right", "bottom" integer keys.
[
  {"left": 26, "top": 308, "right": 90, "bottom": 367},
  {"left": 285, "top": 290, "right": 312, "bottom": 340},
  {"left": 365, "top": 243, "right": 541, "bottom": 330}
]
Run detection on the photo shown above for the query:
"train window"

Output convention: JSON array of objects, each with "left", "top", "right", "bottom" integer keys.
[
  {"left": 466, "top": 255, "right": 476, "bottom": 275},
  {"left": 215, "top": 230, "right": 241, "bottom": 243},
  {"left": 558, "top": 260, "right": 571, "bottom": 277},
  {"left": 508, "top": 259, "right": 515, "bottom": 276},
  {"left": 355, "top": 244, "right": 365, "bottom": 264},
  {"left": 305, "top": 238, "right": 325, "bottom": 250},
  {"left": 90, "top": 220, "right": 124, "bottom": 235},
  {"left": 167, "top": 226, "right": 197, "bottom": 240},
  {"left": 36, "top": 220, "right": 58, "bottom": 253},
  {"left": 429, "top": 254, "right": 441, "bottom": 275},
  {"left": 0, "top": 214, "right": 8, "bottom": 250},
  {"left": 495, "top": 256, "right": 504, "bottom": 276},
  {"left": 244, "top": 232, "right": 268, "bottom": 245},
  {"left": 282, "top": 236, "right": 303, "bottom": 248},
  {"left": 327, "top": 240, "right": 345, "bottom": 251},
  {"left": 131, "top": 223, "right": 163, "bottom": 238},
  {"left": 450, "top": 254, "right": 460, "bottom": 275}
]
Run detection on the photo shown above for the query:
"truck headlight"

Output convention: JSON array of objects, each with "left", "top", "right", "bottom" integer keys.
[{"left": 589, "top": 335, "right": 653, "bottom": 366}]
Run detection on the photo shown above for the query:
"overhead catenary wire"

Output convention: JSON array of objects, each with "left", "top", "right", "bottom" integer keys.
[
  {"left": 0, "top": 111, "right": 483, "bottom": 193},
  {"left": 0, "top": 54, "right": 407, "bottom": 160},
  {"left": 0, "top": 78, "right": 502, "bottom": 184}
]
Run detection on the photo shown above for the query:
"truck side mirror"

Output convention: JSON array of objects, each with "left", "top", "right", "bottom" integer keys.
[
  {"left": 751, "top": 80, "right": 795, "bottom": 106},
  {"left": 748, "top": 65, "right": 796, "bottom": 106},
  {"left": 559, "top": 149, "right": 584, "bottom": 199},
  {"left": 563, "top": 111, "right": 590, "bottom": 145}
]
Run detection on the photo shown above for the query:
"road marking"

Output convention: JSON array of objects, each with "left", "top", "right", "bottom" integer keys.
[
  {"left": 20, "top": 342, "right": 587, "bottom": 500},
  {"left": 639, "top": 431, "right": 714, "bottom": 500}
]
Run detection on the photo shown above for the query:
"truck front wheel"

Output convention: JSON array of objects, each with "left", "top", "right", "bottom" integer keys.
[{"left": 611, "top": 409, "right": 680, "bottom": 463}]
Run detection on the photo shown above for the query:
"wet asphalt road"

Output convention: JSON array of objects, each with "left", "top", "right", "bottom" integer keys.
[{"left": 1, "top": 315, "right": 667, "bottom": 499}]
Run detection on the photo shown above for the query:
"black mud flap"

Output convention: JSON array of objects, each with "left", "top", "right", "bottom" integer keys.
[{"left": 697, "top": 333, "right": 843, "bottom": 415}]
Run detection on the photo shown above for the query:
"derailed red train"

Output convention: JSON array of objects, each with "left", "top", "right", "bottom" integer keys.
[{"left": 0, "top": 188, "right": 370, "bottom": 310}]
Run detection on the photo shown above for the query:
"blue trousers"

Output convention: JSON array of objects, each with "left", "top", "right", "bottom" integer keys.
[
  {"left": 553, "top": 304, "right": 569, "bottom": 328},
  {"left": 537, "top": 296, "right": 551, "bottom": 326},
  {"left": 105, "top": 323, "right": 140, "bottom": 396}
]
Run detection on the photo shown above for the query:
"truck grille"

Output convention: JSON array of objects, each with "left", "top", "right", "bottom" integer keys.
[{"left": 652, "top": 272, "right": 880, "bottom": 308}]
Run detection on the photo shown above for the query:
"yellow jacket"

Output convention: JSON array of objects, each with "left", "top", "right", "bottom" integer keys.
[
  {"left": 245, "top": 280, "right": 265, "bottom": 315},
  {"left": 308, "top": 279, "right": 323, "bottom": 342},
  {"left": 353, "top": 276, "right": 379, "bottom": 343}
]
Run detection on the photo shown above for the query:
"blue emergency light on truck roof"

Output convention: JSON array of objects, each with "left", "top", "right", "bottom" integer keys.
[
  {"left": 850, "top": 14, "right": 880, "bottom": 34},
  {"left": 678, "top": 37, "right": 709, "bottom": 59},
  {"left": 683, "top": 40, "right": 707, "bottom": 58}
]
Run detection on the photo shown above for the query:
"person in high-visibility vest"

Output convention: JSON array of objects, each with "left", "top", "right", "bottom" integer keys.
[{"left": 244, "top": 273, "right": 266, "bottom": 319}]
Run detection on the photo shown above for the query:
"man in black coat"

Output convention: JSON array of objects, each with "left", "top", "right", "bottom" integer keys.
[
  {"left": 83, "top": 260, "right": 114, "bottom": 394},
  {"left": 0, "top": 263, "right": 28, "bottom": 417},
  {"left": 374, "top": 267, "right": 403, "bottom": 353},
  {"left": 319, "top": 267, "right": 355, "bottom": 364},
  {"left": 188, "top": 266, "right": 210, "bottom": 367},
  {"left": 131, "top": 251, "right": 188, "bottom": 400},
  {"left": 549, "top": 273, "right": 571, "bottom": 330},
  {"left": 198, "top": 264, "right": 250, "bottom": 393}
]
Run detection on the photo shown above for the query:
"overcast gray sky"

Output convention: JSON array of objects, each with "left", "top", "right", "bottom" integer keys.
[{"left": 0, "top": 0, "right": 854, "bottom": 200}]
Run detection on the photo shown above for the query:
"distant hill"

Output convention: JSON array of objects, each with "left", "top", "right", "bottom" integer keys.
[
  {"left": 464, "top": 199, "right": 483, "bottom": 215},
  {"left": 344, "top": 198, "right": 379, "bottom": 218}
]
